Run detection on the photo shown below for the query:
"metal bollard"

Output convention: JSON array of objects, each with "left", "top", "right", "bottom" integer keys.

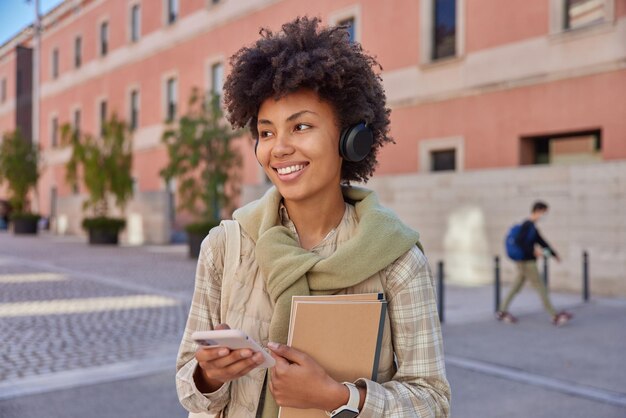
[
  {"left": 583, "top": 251, "right": 589, "bottom": 302},
  {"left": 437, "top": 261, "right": 444, "bottom": 324},
  {"left": 494, "top": 256, "right": 501, "bottom": 313}
]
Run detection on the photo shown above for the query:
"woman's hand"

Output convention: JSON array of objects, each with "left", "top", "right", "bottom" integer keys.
[
  {"left": 268, "top": 342, "right": 348, "bottom": 411},
  {"left": 194, "top": 324, "right": 266, "bottom": 393}
]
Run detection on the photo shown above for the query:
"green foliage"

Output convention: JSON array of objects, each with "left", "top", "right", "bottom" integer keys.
[
  {"left": 0, "top": 129, "right": 40, "bottom": 214},
  {"left": 10, "top": 212, "right": 41, "bottom": 222},
  {"left": 160, "top": 89, "right": 242, "bottom": 223},
  {"left": 81, "top": 216, "right": 126, "bottom": 232},
  {"left": 184, "top": 220, "right": 221, "bottom": 236},
  {"left": 61, "top": 114, "right": 133, "bottom": 218}
]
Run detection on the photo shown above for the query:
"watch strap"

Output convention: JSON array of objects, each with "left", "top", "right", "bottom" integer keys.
[
  {"left": 328, "top": 382, "right": 360, "bottom": 417},
  {"left": 343, "top": 382, "right": 360, "bottom": 410}
]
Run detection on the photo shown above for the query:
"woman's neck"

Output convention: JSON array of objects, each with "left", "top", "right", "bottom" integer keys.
[{"left": 283, "top": 187, "right": 345, "bottom": 250}]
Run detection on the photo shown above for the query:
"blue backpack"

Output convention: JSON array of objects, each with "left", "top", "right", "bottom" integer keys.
[{"left": 505, "top": 223, "right": 536, "bottom": 260}]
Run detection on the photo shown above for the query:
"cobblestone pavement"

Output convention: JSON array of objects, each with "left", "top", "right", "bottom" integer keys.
[{"left": 0, "top": 231, "right": 197, "bottom": 413}]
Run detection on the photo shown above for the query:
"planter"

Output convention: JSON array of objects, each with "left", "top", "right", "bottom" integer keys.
[
  {"left": 88, "top": 228, "right": 119, "bottom": 245},
  {"left": 82, "top": 217, "right": 126, "bottom": 246},
  {"left": 185, "top": 220, "right": 220, "bottom": 258},
  {"left": 13, "top": 217, "right": 38, "bottom": 235},
  {"left": 187, "top": 232, "right": 204, "bottom": 258}
]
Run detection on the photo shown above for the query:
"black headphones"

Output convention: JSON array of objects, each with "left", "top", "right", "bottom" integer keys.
[
  {"left": 254, "top": 122, "right": 373, "bottom": 162},
  {"left": 339, "top": 122, "right": 373, "bottom": 162}
]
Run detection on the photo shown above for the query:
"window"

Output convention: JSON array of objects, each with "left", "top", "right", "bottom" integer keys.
[
  {"left": 210, "top": 62, "right": 224, "bottom": 100},
  {"left": 338, "top": 17, "right": 356, "bottom": 42},
  {"left": 52, "top": 48, "right": 59, "bottom": 79},
  {"left": 551, "top": 0, "right": 613, "bottom": 34},
  {"left": 100, "top": 100, "right": 107, "bottom": 135},
  {"left": 100, "top": 21, "right": 109, "bottom": 57},
  {"left": 73, "top": 108, "right": 81, "bottom": 136},
  {"left": 565, "top": 0, "right": 606, "bottom": 30},
  {"left": 419, "top": 136, "right": 464, "bottom": 172},
  {"left": 431, "top": 149, "right": 456, "bottom": 171},
  {"left": 420, "top": 0, "right": 464, "bottom": 64},
  {"left": 1, "top": 78, "right": 6, "bottom": 103},
  {"left": 167, "top": 0, "right": 178, "bottom": 25},
  {"left": 130, "top": 90, "right": 139, "bottom": 130},
  {"left": 51, "top": 116, "right": 59, "bottom": 147},
  {"left": 432, "top": 0, "right": 456, "bottom": 60},
  {"left": 166, "top": 77, "right": 177, "bottom": 121},
  {"left": 131, "top": 4, "right": 141, "bottom": 42},
  {"left": 520, "top": 130, "right": 602, "bottom": 165},
  {"left": 330, "top": 7, "right": 361, "bottom": 43},
  {"left": 74, "top": 36, "right": 82, "bottom": 68}
]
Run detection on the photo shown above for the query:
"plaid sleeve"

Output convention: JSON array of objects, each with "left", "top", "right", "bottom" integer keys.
[
  {"left": 355, "top": 246, "right": 451, "bottom": 417},
  {"left": 175, "top": 226, "right": 231, "bottom": 414}
]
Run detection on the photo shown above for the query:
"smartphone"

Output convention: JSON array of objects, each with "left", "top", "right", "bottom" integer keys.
[{"left": 191, "top": 329, "right": 276, "bottom": 368}]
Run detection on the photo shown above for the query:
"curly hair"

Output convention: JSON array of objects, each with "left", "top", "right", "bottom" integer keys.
[{"left": 223, "top": 16, "right": 393, "bottom": 184}]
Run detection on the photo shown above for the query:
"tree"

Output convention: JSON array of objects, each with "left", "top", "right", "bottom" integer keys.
[
  {"left": 0, "top": 129, "right": 40, "bottom": 215},
  {"left": 161, "top": 89, "right": 242, "bottom": 233},
  {"left": 61, "top": 114, "right": 133, "bottom": 238}
]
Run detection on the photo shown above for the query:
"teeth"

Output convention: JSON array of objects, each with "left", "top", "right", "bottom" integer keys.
[{"left": 277, "top": 164, "right": 304, "bottom": 175}]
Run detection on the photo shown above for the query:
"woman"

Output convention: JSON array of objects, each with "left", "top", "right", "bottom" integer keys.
[{"left": 176, "top": 16, "right": 450, "bottom": 418}]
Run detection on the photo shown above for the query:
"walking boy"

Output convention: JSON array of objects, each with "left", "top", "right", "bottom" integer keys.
[{"left": 498, "top": 201, "right": 572, "bottom": 326}]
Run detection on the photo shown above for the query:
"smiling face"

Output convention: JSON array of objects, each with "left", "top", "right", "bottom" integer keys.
[{"left": 256, "top": 89, "right": 343, "bottom": 205}]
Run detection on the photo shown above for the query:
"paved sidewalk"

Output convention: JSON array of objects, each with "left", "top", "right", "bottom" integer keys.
[
  {"left": 442, "top": 284, "right": 626, "bottom": 417},
  {"left": 1, "top": 232, "right": 625, "bottom": 417}
]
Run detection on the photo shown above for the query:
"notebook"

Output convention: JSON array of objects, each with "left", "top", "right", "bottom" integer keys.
[{"left": 279, "top": 293, "right": 387, "bottom": 418}]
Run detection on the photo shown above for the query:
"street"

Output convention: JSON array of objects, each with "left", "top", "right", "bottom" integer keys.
[{"left": 1, "top": 232, "right": 625, "bottom": 417}]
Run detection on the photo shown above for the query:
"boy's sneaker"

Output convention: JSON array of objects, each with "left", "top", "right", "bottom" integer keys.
[
  {"left": 496, "top": 311, "right": 518, "bottom": 324},
  {"left": 552, "top": 311, "right": 573, "bottom": 327}
]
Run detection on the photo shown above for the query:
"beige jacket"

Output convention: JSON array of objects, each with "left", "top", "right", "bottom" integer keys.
[{"left": 182, "top": 214, "right": 395, "bottom": 418}]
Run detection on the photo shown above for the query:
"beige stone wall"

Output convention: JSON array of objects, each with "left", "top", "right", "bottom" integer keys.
[
  {"left": 366, "top": 161, "right": 626, "bottom": 297},
  {"left": 54, "top": 190, "right": 171, "bottom": 245}
]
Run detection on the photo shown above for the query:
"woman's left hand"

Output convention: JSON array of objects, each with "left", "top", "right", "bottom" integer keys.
[{"left": 267, "top": 342, "right": 348, "bottom": 411}]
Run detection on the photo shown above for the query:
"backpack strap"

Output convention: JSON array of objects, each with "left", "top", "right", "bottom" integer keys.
[{"left": 219, "top": 220, "right": 241, "bottom": 324}]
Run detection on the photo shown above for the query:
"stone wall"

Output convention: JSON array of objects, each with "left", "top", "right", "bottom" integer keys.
[
  {"left": 367, "top": 161, "right": 626, "bottom": 296},
  {"left": 55, "top": 190, "right": 171, "bottom": 245}
]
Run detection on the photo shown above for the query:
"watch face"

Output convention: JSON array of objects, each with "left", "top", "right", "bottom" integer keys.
[{"left": 332, "top": 409, "right": 359, "bottom": 418}]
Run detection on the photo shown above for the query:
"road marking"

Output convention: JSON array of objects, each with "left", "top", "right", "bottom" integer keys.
[
  {"left": 0, "top": 349, "right": 178, "bottom": 401},
  {"left": 142, "top": 244, "right": 187, "bottom": 254},
  {"left": 0, "top": 255, "right": 191, "bottom": 301},
  {"left": 446, "top": 355, "right": 626, "bottom": 407},
  {"left": 0, "top": 295, "right": 180, "bottom": 317},
  {"left": 0, "top": 273, "right": 67, "bottom": 283}
]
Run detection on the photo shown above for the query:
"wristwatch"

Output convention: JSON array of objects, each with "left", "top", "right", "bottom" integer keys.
[{"left": 329, "top": 382, "right": 360, "bottom": 418}]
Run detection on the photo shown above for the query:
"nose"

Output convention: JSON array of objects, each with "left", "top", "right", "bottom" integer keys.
[{"left": 271, "top": 130, "right": 295, "bottom": 158}]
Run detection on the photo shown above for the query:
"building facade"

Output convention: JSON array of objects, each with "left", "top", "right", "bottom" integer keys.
[{"left": 1, "top": 0, "right": 625, "bottom": 292}]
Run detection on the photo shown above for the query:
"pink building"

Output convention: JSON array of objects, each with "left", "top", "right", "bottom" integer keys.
[{"left": 1, "top": 0, "right": 625, "bottom": 291}]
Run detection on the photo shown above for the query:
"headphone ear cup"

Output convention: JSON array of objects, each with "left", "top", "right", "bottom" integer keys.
[{"left": 339, "top": 123, "right": 373, "bottom": 162}]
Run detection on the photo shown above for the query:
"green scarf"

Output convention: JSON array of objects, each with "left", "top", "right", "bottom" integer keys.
[{"left": 232, "top": 185, "right": 422, "bottom": 418}]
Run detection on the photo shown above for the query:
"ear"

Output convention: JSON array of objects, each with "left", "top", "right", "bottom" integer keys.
[{"left": 254, "top": 139, "right": 262, "bottom": 166}]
